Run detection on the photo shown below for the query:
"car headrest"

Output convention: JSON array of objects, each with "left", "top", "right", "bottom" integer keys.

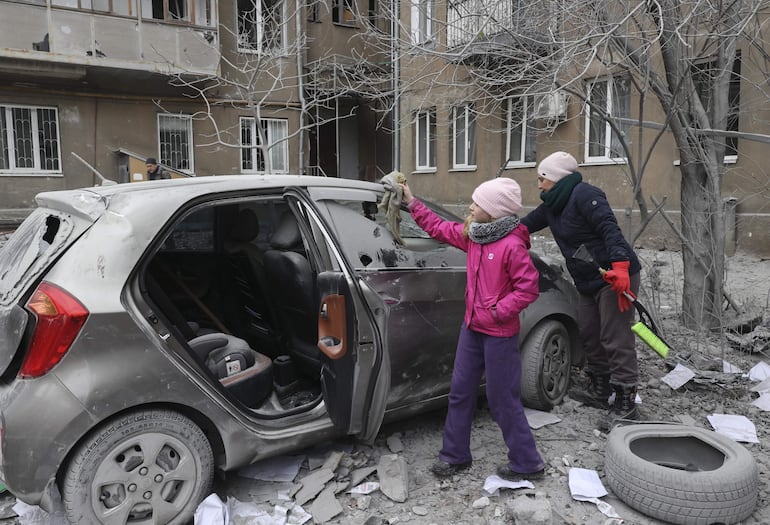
[
  {"left": 228, "top": 209, "right": 260, "bottom": 243},
  {"left": 270, "top": 212, "right": 302, "bottom": 250}
]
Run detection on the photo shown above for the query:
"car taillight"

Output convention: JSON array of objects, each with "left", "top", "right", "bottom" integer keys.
[{"left": 19, "top": 282, "right": 89, "bottom": 379}]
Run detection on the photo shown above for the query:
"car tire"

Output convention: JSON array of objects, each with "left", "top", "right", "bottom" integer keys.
[
  {"left": 62, "top": 409, "right": 214, "bottom": 525},
  {"left": 605, "top": 423, "right": 759, "bottom": 525},
  {"left": 520, "top": 319, "right": 571, "bottom": 411}
]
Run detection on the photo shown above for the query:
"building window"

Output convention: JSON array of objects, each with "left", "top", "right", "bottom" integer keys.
[
  {"left": 415, "top": 108, "right": 436, "bottom": 170},
  {"left": 240, "top": 117, "right": 289, "bottom": 173},
  {"left": 0, "top": 105, "right": 61, "bottom": 174},
  {"left": 238, "top": 0, "right": 284, "bottom": 52},
  {"left": 140, "top": 0, "right": 216, "bottom": 25},
  {"left": 52, "top": 0, "right": 139, "bottom": 16},
  {"left": 692, "top": 54, "right": 741, "bottom": 161},
  {"left": 451, "top": 104, "right": 476, "bottom": 169},
  {"left": 505, "top": 96, "right": 536, "bottom": 165},
  {"left": 410, "top": 0, "right": 434, "bottom": 44},
  {"left": 332, "top": 0, "right": 355, "bottom": 25},
  {"left": 585, "top": 75, "right": 631, "bottom": 162},
  {"left": 307, "top": 0, "right": 320, "bottom": 22},
  {"left": 158, "top": 114, "right": 193, "bottom": 172}
]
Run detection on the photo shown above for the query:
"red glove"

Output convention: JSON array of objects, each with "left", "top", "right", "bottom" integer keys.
[{"left": 603, "top": 261, "right": 634, "bottom": 312}]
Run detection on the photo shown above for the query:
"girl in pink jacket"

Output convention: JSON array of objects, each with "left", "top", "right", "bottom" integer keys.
[{"left": 401, "top": 177, "right": 545, "bottom": 481}]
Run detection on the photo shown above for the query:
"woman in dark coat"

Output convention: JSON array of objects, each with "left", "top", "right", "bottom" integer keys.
[{"left": 521, "top": 151, "right": 641, "bottom": 429}]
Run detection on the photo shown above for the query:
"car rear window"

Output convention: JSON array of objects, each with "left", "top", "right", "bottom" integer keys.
[{"left": 0, "top": 209, "right": 75, "bottom": 306}]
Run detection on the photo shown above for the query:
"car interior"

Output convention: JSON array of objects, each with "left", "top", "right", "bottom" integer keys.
[{"left": 143, "top": 198, "right": 324, "bottom": 416}]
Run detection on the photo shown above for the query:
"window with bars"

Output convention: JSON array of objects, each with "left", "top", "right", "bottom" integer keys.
[
  {"left": 238, "top": 0, "right": 285, "bottom": 52},
  {"left": 0, "top": 105, "right": 61, "bottom": 174},
  {"left": 240, "top": 117, "right": 289, "bottom": 173},
  {"left": 451, "top": 104, "right": 476, "bottom": 169},
  {"left": 415, "top": 108, "right": 436, "bottom": 170},
  {"left": 505, "top": 96, "right": 536, "bottom": 165},
  {"left": 585, "top": 75, "right": 631, "bottom": 162},
  {"left": 158, "top": 114, "right": 193, "bottom": 172}
]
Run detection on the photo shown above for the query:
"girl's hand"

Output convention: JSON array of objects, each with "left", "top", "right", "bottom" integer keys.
[{"left": 400, "top": 182, "right": 414, "bottom": 204}]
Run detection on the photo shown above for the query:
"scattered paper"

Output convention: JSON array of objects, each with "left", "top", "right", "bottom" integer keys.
[
  {"left": 723, "top": 360, "right": 742, "bottom": 374},
  {"left": 707, "top": 413, "right": 759, "bottom": 443},
  {"left": 12, "top": 500, "right": 68, "bottom": 525},
  {"left": 194, "top": 493, "right": 230, "bottom": 525},
  {"left": 568, "top": 468, "right": 623, "bottom": 520},
  {"left": 348, "top": 482, "right": 380, "bottom": 495},
  {"left": 661, "top": 363, "right": 696, "bottom": 390},
  {"left": 482, "top": 475, "right": 535, "bottom": 496},
  {"left": 237, "top": 455, "right": 305, "bottom": 482},
  {"left": 568, "top": 468, "right": 607, "bottom": 500},
  {"left": 752, "top": 393, "right": 770, "bottom": 411},
  {"left": 750, "top": 377, "right": 770, "bottom": 393},
  {"left": 748, "top": 362, "right": 770, "bottom": 382},
  {"left": 524, "top": 407, "right": 562, "bottom": 429}
]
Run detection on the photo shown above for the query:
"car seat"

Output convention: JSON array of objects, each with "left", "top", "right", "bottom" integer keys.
[
  {"left": 224, "top": 208, "right": 281, "bottom": 353},
  {"left": 263, "top": 212, "right": 320, "bottom": 379},
  {"left": 188, "top": 332, "right": 273, "bottom": 408}
]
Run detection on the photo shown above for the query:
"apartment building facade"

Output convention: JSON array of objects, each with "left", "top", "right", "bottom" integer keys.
[
  {"left": 396, "top": 0, "right": 770, "bottom": 256},
  {"left": 0, "top": 0, "right": 393, "bottom": 221}
]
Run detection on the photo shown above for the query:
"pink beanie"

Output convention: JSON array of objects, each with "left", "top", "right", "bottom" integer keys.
[
  {"left": 471, "top": 178, "right": 522, "bottom": 219},
  {"left": 538, "top": 151, "right": 578, "bottom": 183}
]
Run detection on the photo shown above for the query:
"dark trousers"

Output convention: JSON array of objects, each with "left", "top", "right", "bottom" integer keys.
[
  {"left": 578, "top": 273, "right": 641, "bottom": 385},
  {"left": 439, "top": 325, "right": 544, "bottom": 473}
]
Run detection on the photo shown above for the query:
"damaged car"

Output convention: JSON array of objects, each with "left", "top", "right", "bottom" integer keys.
[{"left": 0, "top": 175, "right": 580, "bottom": 524}]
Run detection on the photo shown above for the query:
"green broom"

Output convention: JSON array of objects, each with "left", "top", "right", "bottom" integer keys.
[{"left": 572, "top": 244, "right": 671, "bottom": 358}]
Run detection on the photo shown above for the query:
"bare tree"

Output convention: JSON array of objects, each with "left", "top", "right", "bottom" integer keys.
[{"left": 342, "top": 0, "right": 768, "bottom": 331}]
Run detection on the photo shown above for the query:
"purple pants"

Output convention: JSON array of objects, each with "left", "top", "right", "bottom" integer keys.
[{"left": 438, "top": 325, "right": 544, "bottom": 473}]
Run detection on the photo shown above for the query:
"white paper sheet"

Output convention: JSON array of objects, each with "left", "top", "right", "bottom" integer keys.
[
  {"left": 661, "top": 363, "right": 695, "bottom": 390},
  {"left": 482, "top": 475, "right": 535, "bottom": 496},
  {"left": 748, "top": 362, "right": 770, "bottom": 382},
  {"left": 707, "top": 413, "right": 759, "bottom": 443}
]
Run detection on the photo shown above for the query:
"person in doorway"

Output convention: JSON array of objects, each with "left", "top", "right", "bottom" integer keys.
[
  {"left": 146, "top": 157, "right": 171, "bottom": 180},
  {"left": 400, "top": 177, "right": 546, "bottom": 481},
  {"left": 520, "top": 151, "right": 641, "bottom": 430}
]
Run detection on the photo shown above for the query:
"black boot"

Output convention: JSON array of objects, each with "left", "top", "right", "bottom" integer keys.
[
  {"left": 601, "top": 383, "right": 640, "bottom": 431},
  {"left": 569, "top": 371, "right": 611, "bottom": 409}
]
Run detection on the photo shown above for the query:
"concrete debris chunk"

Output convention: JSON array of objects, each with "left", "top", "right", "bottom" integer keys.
[
  {"left": 508, "top": 494, "right": 552, "bottom": 525},
  {"left": 348, "top": 466, "right": 377, "bottom": 488},
  {"left": 294, "top": 467, "right": 335, "bottom": 506},
  {"left": 377, "top": 454, "right": 409, "bottom": 503},
  {"left": 309, "top": 483, "right": 343, "bottom": 523},
  {"left": 386, "top": 434, "right": 404, "bottom": 453},
  {"left": 321, "top": 451, "right": 345, "bottom": 473}
]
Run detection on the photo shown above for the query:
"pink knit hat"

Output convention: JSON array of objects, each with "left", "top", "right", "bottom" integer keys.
[
  {"left": 538, "top": 151, "right": 578, "bottom": 182},
  {"left": 471, "top": 178, "right": 522, "bottom": 219}
]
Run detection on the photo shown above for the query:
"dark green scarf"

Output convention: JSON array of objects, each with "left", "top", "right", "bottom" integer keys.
[{"left": 540, "top": 172, "right": 583, "bottom": 213}]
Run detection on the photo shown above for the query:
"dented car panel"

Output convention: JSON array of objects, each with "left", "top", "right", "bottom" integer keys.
[{"left": 0, "top": 175, "right": 580, "bottom": 524}]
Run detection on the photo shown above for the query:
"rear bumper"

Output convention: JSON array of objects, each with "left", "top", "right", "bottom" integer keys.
[{"left": 0, "top": 376, "right": 93, "bottom": 508}]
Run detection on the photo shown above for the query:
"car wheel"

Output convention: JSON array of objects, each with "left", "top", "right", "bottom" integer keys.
[
  {"left": 62, "top": 409, "right": 214, "bottom": 525},
  {"left": 605, "top": 424, "right": 758, "bottom": 525},
  {"left": 520, "top": 319, "right": 571, "bottom": 411}
]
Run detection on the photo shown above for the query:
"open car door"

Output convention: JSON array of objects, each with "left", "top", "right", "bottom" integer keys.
[{"left": 316, "top": 269, "right": 390, "bottom": 443}]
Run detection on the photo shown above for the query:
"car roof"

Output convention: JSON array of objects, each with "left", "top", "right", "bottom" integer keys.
[{"left": 87, "top": 174, "right": 385, "bottom": 197}]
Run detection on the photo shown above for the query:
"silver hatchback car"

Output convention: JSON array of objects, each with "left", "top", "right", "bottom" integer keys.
[{"left": 0, "top": 175, "right": 580, "bottom": 524}]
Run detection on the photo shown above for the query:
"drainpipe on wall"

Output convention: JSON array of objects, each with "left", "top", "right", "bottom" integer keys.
[
  {"left": 296, "top": 0, "right": 306, "bottom": 174},
  {"left": 391, "top": 0, "right": 400, "bottom": 171}
]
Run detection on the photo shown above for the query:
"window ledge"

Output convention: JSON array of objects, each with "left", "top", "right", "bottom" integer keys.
[
  {"left": 504, "top": 162, "right": 536, "bottom": 169},
  {"left": 411, "top": 168, "right": 437, "bottom": 174},
  {"left": 0, "top": 171, "right": 64, "bottom": 177},
  {"left": 673, "top": 157, "right": 737, "bottom": 166},
  {"left": 449, "top": 167, "right": 477, "bottom": 173},
  {"left": 581, "top": 159, "right": 628, "bottom": 166}
]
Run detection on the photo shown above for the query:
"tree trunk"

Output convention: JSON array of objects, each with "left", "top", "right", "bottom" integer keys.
[{"left": 679, "top": 162, "right": 725, "bottom": 330}]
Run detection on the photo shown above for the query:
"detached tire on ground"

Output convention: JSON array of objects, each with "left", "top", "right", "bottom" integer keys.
[
  {"left": 520, "top": 319, "right": 571, "bottom": 411},
  {"left": 62, "top": 409, "right": 214, "bottom": 525},
  {"left": 605, "top": 423, "right": 758, "bottom": 525}
]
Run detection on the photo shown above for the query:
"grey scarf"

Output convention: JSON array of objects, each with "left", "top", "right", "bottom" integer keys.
[{"left": 468, "top": 215, "right": 520, "bottom": 244}]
